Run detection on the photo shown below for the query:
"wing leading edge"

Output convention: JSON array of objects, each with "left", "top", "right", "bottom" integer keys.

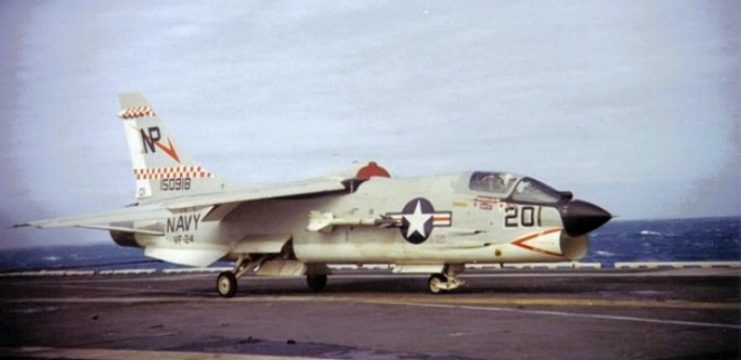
[
  {"left": 15, "top": 177, "right": 349, "bottom": 233},
  {"left": 160, "top": 177, "right": 348, "bottom": 210},
  {"left": 14, "top": 206, "right": 170, "bottom": 234}
]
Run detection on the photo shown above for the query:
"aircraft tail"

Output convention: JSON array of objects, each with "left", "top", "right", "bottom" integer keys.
[{"left": 119, "top": 92, "right": 221, "bottom": 203}]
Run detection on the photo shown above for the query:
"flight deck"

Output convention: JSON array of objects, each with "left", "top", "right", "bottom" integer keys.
[{"left": 0, "top": 268, "right": 739, "bottom": 359}]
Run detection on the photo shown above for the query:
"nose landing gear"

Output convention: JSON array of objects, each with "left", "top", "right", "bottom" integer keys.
[{"left": 427, "top": 264, "right": 465, "bottom": 294}]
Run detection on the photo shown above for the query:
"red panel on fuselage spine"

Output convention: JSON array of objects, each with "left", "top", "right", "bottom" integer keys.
[{"left": 356, "top": 162, "right": 391, "bottom": 180}]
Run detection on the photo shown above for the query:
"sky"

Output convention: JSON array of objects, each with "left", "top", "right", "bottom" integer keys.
[{"left": 0, "top": 1, "right": 739, "bottom": 248}]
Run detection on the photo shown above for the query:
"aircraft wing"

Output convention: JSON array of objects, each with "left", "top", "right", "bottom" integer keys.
[
  {"left": 15, "top": 178, "right": 349, "bottom": 231},
  {"left": 14, "top": 206, "right": 171, "bottom": 235}
]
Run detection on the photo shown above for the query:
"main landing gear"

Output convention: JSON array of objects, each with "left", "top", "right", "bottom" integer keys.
[
  {"left": 427, "top": 264, "right": 465, "bottom": 294},
  {"left": 216, "top": 255, "right": 258, "bottom": 298},
  {"left": 217, "top": 271, "right": 238, "bottom": 297},
  {"left": 216, "top": 256, "right": 246, "bottom": 297},
  {"left": 216, "top": 256, "right": 330, "bottom": 297}
]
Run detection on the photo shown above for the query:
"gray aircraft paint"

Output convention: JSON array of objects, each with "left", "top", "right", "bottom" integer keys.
[{"left": 17, "top": 94, "right": 608, "bottom": 293}]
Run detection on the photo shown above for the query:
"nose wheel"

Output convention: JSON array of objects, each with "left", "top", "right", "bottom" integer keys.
[
  {"left": 427, "top": 264, "right": 466, "bottom": 294},
  {"left": 427, "top": 274, "right": 447, "bottom": 294}
]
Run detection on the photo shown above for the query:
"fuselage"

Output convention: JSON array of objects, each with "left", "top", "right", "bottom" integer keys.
[
  {"left": 123, "top": 171, "right": 610, "bottom": 266},
  {"left": 25, "top": 93, "right": 613, "bottom": 295}
]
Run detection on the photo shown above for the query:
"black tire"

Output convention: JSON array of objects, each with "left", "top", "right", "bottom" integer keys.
[
  {"left": 217, "top": 271, "right": 238, "bottom": 298},
  {"left": 427, "top": 274, "right": 446, "bottom": 294},
  {"left": 306, "top": 274, "right": 328, "bottom": 291}
]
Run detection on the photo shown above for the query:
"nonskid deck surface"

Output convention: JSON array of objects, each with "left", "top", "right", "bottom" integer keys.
[{"left": 1, "top": 269, "right": 739, "bottom": 360}]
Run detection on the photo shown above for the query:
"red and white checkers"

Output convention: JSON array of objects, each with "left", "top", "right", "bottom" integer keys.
[
  {"left": 133, "top": 166, "right": 213, "bottom": 180},
  {"left": 118, "top": 106, "right": 156, "bottom": 119}
]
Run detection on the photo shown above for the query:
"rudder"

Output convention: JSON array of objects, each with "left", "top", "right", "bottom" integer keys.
[{"left": 118, "top": 92, "right": 221, "bottom": 202}]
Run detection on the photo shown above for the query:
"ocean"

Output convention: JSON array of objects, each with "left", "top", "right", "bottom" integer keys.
[{"left": 1, "top": 217, "right": 738, "bottom": 272}]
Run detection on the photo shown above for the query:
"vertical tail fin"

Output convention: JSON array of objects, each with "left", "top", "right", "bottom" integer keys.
[{"left": 119, "top": 92, "right": 221, "bottom": 202}]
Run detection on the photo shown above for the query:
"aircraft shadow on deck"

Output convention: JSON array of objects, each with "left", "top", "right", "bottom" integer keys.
[{"left": 178, "top": 277, "right": 594, "bottom": 297}]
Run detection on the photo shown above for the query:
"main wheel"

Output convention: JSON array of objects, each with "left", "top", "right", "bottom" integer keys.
[
  {"left": 306, "top": 274, "right": 327, "bottom": 291},
  {"left": 217, "top": 271, "right": 238, "bottom": 297},
  {"left": 427, "top": 274, "right": 446, "bottom": 294}
]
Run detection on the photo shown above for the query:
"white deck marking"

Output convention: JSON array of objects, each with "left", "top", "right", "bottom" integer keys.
[
  {"left": 387, "top": 302, "right": 741, "bottom": 330},
  {"left": 3, "top": 295, "right": 739, "bottom": 330},
  {"left": 0, "top": 346, "right": 323, "bottom": 360}
]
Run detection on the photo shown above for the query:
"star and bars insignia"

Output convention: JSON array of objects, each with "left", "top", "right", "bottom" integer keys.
[{"left": 386, "top": 198, "right": 452, "bottom": 244}]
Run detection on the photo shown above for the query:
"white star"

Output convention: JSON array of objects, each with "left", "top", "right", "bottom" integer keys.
[{"left": 403, "top": 200, "right": 432, "bottom": 238}]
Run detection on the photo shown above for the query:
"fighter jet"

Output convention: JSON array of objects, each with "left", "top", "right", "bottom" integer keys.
[{"left": 16, "top": 93, "right": 611, "bottom": 296}]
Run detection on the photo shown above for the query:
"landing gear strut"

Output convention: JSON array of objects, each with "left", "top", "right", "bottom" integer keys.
[{"left": 427, "top": 264, "right": 465, "bottom": 294}]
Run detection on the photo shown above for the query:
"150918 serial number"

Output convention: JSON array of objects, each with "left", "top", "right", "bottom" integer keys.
[{"left": 160, "top": 177, "right": 191, "bottom": 191}]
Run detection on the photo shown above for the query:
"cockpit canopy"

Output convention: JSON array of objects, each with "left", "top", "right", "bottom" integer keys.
[
  {"left": 469, "top": 171, "right": 519, "bottom": 195},
  {"left": 468, "top": 171, "right": 564, "bottom": 204}
]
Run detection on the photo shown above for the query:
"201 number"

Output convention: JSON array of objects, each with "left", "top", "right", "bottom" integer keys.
[{"left": 505, "top": 206, "right": 541, "bottom": 227}]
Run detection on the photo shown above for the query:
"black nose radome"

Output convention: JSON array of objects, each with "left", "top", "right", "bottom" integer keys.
[{"left": 559, "top": 200, "right": 612, "bottom": 237}]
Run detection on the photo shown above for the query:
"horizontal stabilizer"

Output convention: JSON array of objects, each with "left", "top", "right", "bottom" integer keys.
[{"left": 16, "top": 206, "right": 170, "bottom": 230}]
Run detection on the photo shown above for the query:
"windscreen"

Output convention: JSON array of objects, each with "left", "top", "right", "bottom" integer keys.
[{"left": 510, "top": 178, "right": 563, "bottom": 204}]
